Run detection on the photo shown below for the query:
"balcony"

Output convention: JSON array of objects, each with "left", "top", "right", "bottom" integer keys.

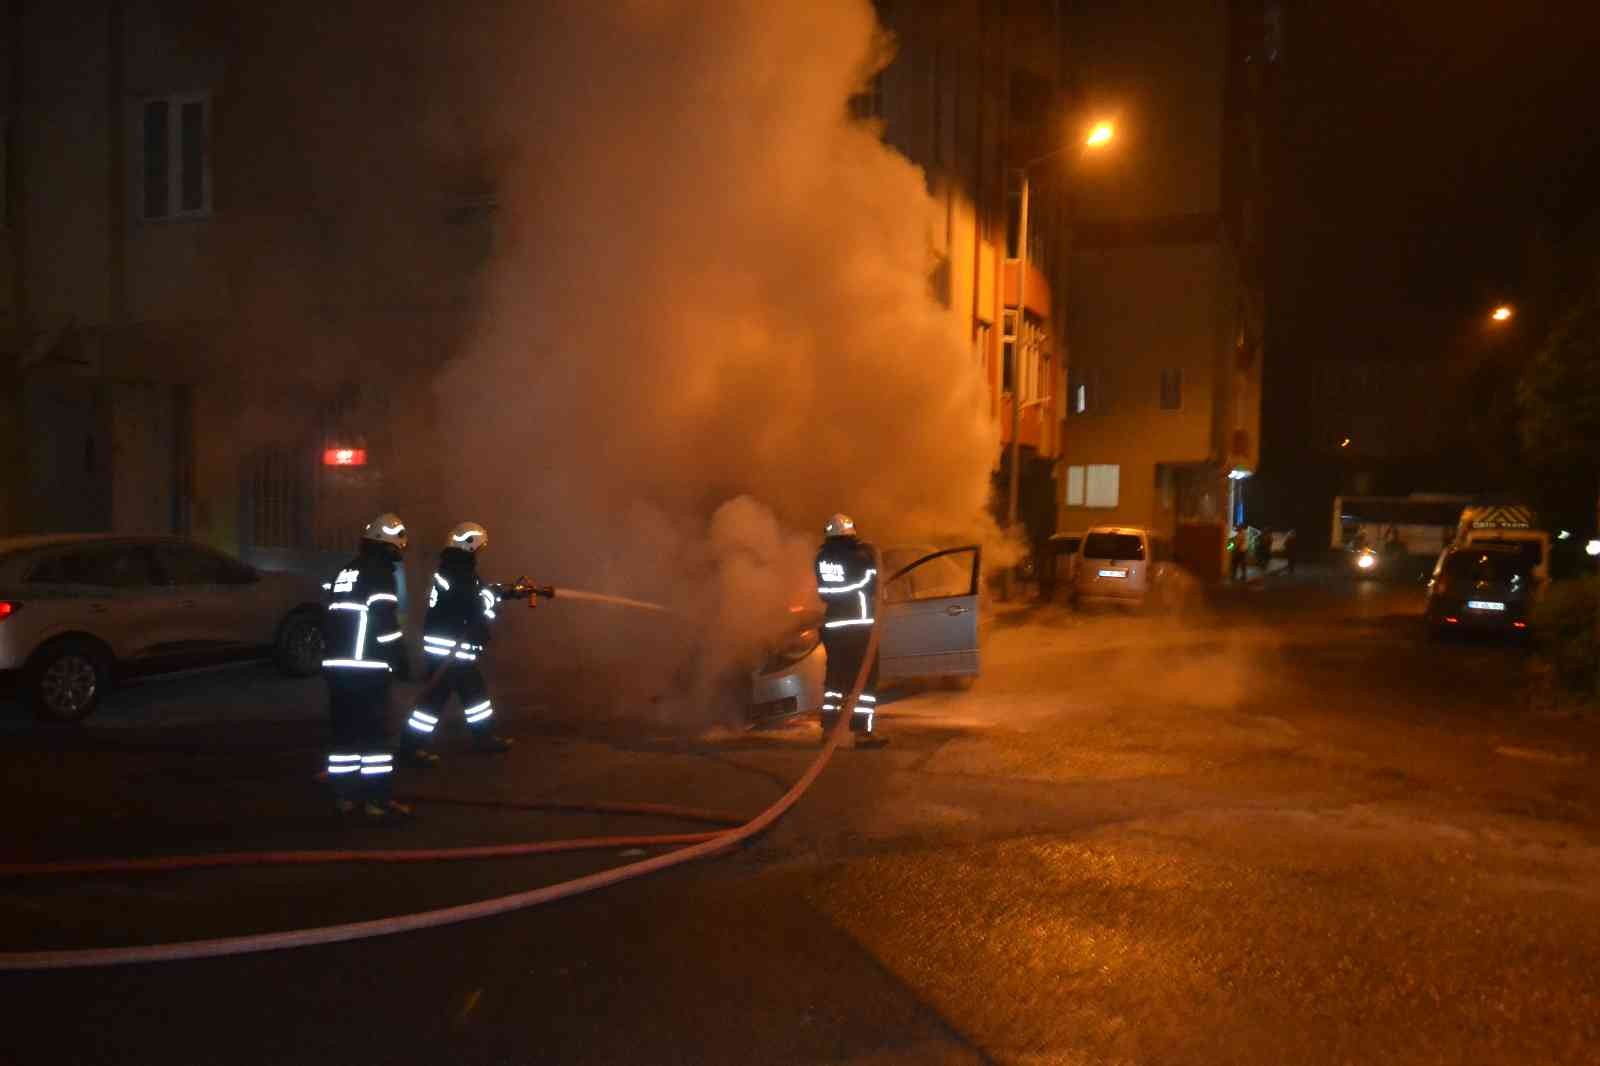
[{"left": 1002, "top": 260, "right": 1052, "bottom": 319}]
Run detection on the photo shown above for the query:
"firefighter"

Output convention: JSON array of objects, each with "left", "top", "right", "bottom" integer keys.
[
  {"left": 815, "top": 513, "right": 887, "bottom": 748},
  {"left": 322, "top": 513, "right": 412, "bottom": 821},
  {"left": 399, "top": 521, "right": 514, "bottom": 765}
]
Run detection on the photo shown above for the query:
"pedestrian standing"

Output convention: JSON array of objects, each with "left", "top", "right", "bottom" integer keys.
[
  {"left": 815, "top": 513, "right": 887, "bottom": 748},
  {"left": 1230, "top": 527, "right": 1249, "bottom": 582},
  {"left": 1284, "top": 529, "right": 1298, "bottom": 574},
  {"left": 322, "top": 513, "right": 412, "bottom": 821}
]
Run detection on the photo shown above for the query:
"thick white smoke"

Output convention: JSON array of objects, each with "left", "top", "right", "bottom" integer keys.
[{"left": 431, "top": 0, "right": 1002, "bottom": 724}]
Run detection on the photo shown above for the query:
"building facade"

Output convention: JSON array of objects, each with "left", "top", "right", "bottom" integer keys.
[
  {"left": 867, "top": 0, "right": 1075, "bottom": 543},
  {"left": 0, "top": 2, "right": 478, "bottom": 568},
  {"left": 1056, "top": 0, "right": 1273, "bottom": 576}
]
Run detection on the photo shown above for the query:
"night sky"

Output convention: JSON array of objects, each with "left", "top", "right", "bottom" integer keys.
[
  {"left": 1270, "top": 1, "right": 1600, "bottom": 352},
  {"left": 1261, "top": 0, "right": 1600, "bottom": 524}
]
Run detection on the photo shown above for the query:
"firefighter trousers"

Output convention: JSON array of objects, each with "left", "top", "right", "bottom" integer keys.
[
  {"left": 325, "top": 673, "right": 394, "bottom": 801},
  {"left": 820, "top": 627, "right": 878, "bottom": 735},
  {"left": 404, "top": 660, "right": 496, "bottom": 742}
]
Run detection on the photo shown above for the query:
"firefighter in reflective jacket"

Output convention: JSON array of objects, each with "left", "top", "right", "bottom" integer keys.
[
  {"left": 322, "top": 513, "right": 412, "bottom": 820},
  {"left": 815, "top": 513, "right": 887, "bottom": 748},
  {"left": 399, "top": 522, "right": 513, "bottom": 765}
]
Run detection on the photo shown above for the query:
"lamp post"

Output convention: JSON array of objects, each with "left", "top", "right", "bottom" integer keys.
[{"left": 1006, "top": 121, "right": 1115, "bottom": 540}]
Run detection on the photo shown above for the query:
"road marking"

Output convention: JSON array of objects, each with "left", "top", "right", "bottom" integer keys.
[{"left": 1493, "top": 745, "right": 1585, "bottom": 766}]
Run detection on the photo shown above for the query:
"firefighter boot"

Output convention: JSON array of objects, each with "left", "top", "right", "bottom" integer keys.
[
  {"left": 397, "top": 743, "right": 441, "bottom": 769},
  {"left": 363, "top": 798, "right": 416, "bottom": 822},
  {"left": 471, "top": 731, "right": 514, "bottom": 754}
]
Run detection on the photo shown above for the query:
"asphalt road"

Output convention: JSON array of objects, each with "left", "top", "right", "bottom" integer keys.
[{"left": 4, "top": 573, "right": 1600, "bottom": 1065}]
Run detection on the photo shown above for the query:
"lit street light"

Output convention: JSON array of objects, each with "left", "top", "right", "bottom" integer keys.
[
  {"left": 1491, "top": 305, "right": 1514, "bottom": 322},
  {"left": 1006, "top": 119, "right": 1116, "bottom": 549}
]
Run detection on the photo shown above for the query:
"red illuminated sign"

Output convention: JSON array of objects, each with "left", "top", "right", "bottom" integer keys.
[{"left": 322, "top": 447, "right": 368, "bottom": 467}]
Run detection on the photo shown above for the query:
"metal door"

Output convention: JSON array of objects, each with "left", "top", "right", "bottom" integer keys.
[{"left": 879, "top": 546, "right": 981, "bottom": 681}]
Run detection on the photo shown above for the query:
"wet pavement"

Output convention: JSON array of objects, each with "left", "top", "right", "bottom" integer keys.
[{"left": 4, "top": 573, "right": 1600, "bottom": 1064}]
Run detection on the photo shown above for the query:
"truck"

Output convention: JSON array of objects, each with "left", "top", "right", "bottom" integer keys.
[{"left": 1453, "top": 503, "right": 1550, "bottom": 584}]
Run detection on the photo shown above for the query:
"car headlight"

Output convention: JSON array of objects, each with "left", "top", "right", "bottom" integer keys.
[
  {"left": 1356, "top": 552, "right": 1377, "bottom": 570},
  {"left": 761, "top": 627, "right": 820, "bottom": 674}
]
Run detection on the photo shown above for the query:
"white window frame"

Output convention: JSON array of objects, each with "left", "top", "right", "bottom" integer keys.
[
  {"left": 141, "top": 92, "right": 212, "bottom": 221},
  {"left": 1085, "top": 464, "right": 1120, "bottom": 508},
  {"left": 1065, "top": 465, "right": 1086, "bottom": 506}
]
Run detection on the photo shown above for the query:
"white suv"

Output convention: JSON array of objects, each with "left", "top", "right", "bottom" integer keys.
[{"left": 0, "top": 535, "right": 326, "bottom": 722}]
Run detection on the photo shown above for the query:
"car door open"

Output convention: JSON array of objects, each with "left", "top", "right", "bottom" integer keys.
[{"left": 879, "top": 546, "right": 981, "bottom": 682}]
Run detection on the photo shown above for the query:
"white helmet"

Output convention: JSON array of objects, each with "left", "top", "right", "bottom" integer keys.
[
  {"left": 824, "top": 513, "right": 856, "bottom": 538},
  {"left": 362, "top": 513, "right": 408, "bottom": 551},
  {"left": 448, "top": 521, "right": 489, "bottom": 553}
]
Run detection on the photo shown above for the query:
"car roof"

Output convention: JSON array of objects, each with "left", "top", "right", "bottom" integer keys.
[{"left": 1084, "top": 526, "right": 1151, "bottom": 536}]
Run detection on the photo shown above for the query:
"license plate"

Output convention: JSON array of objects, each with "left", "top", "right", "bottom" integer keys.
[
  {"left": 1466, "top": 600, "right": 1505, "bottom": 611},
  {"left": 1098, "top": 569, "right": 1127, "bottom": 578}
]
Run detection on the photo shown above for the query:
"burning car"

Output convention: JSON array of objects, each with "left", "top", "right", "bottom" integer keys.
[{"left": 749, "top": 545, "right": 981, "bottom": 724}]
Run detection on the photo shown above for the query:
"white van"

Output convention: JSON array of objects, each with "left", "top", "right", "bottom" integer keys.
[{"left": 1072, "top": 526, "right": 1181, "bottom": 608}]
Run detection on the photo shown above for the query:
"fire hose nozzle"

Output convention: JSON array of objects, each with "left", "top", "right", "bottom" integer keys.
[{"left": 498, "top": 578, "right": 556, "bottom": 604}]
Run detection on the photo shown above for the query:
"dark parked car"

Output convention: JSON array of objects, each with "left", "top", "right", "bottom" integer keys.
[{"left": 1425, "top": 543, "right": 1535, "bottom": 638}]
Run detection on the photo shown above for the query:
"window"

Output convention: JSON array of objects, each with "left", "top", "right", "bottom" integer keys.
[
  {"left": 28, "top": 545, "right": 158, "bottom": 589},
  {"left": 1070, "top": 368, "right": 1098, "bottom": 414},
  {"left": 152, "top": 544, "right": 256, "bottom": 586},
  {"left": 1065, "top": 465, "right": 1086, "bottom": 506},
  {"left": 1160, "top": 368, "right": 1183, "bottom": 410},
  {"left": 1006, "top": 183, "right": 1021, "bottom": 258},
  {"left": 1001, "top": 311, "right": 1017, "bottom": 392},
  {"left": 883, "top": 548, "right": 978, "bottom": 604},
  {"left": 1083, "top": 532, "right": 1144, "bottom": 560},
  {"left": 1085, "top": 464, "right": 1120, "bottom": 508},
  {"left": 142, "top": 94, "right": 211, "bottom": 220}
]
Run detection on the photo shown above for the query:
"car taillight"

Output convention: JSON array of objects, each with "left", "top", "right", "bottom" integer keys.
[{"left": 0, "top": 601, "right": 16, "bottom": 621}]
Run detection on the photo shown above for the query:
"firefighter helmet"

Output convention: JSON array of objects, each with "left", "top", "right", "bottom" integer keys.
[
  {"left": 362, "top": 513, "right": 408, "bottom": 551},
  {"left": 824, "top": 513, "right": 856, "bottom": 538},
  {"left": 448, "top": 521, "right": 489, "bottom": 553}
]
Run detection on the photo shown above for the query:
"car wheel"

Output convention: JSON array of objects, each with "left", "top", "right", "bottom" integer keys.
[
  {"left": 25, "top": 638, "right": 111, "bottom": 724},
  {"left": 275, "top": 610, "right": 324, "bottom": 677}
]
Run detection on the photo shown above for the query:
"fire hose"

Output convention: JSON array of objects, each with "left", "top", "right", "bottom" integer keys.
[{"left": 0, "top": 557, "right": 880, "bottom": 971}]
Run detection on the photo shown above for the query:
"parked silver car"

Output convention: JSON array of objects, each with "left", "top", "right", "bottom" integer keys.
[
  {"left": 1071, "top": 525, "right": 1198, "bottom": 609},
  {"left": 0, "top": 535, "right": 326, "bottom": 722},
  {"left": 750, "top": 545, "right": 982, "bottom": 723}
]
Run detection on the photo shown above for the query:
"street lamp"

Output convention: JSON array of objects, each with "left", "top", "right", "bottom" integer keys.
[
  {"left": 1491, "top": 305, "right": 1514, "bottom": 322},
  {"left": 1006, "top": 120, "right": 1115, "bottom": 539}
]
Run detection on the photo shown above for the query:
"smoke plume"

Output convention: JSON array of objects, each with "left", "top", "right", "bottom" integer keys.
[{"left": 431, "top": 0, "right": 1002, "bottom": 724}]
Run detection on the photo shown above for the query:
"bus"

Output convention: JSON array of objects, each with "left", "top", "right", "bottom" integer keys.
[{"left": 1331, "top": 495, "right": 1473, "bottom": 559}]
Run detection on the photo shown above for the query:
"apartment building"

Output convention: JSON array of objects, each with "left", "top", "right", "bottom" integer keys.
[{"left": 1057, "top": 0, "right": 1275, "bottom": 576}]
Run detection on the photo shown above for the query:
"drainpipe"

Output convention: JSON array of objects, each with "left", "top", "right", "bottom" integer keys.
[{"left": 107, "top": 0, "right": 127, "bottom": 326}]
